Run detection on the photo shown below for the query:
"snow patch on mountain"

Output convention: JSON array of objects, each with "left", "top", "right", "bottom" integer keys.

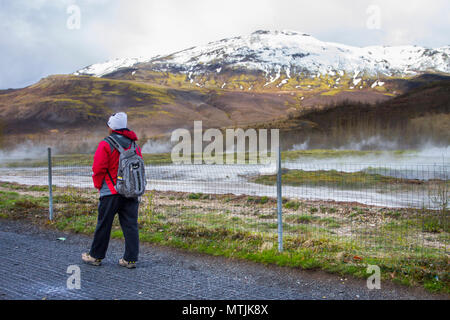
[
  {"left": 74, "top": 30, "right": 450, "bottom": 80},
  {"left": 74, "top": 56, "right": 153, "bottom": 77}
]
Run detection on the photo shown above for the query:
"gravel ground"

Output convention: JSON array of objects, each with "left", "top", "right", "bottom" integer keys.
[{"left": 0, "top": 219, "right": 447, "bottom": 300}]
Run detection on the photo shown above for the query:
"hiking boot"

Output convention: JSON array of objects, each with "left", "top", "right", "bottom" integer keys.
[
  {"left": 119, "top": 258, "right": 136, "bottom": 269},
  {"left": 81, "top": 252, "right": 102, "bottom": 266}
]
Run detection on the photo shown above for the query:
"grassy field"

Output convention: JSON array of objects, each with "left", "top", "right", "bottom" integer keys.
[{"left": 0, "top": 181, "right": 448, "bottom": 294}]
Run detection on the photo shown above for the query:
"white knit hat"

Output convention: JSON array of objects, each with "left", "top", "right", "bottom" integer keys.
[{"left": 107, "top": 112, "right": 127, "bottom": 130}]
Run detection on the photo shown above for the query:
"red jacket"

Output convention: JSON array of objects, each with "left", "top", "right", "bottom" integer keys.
[{"left": 92, "top": 129, "right": 143, "bottom": 196}]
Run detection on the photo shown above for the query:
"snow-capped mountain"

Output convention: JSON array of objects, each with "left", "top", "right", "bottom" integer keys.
[
  {"left": 3, "top": 31, "right": 449, "bottom": 147},
  {"left": 75, "top": 30, "right": 450, "bottom": 84}
]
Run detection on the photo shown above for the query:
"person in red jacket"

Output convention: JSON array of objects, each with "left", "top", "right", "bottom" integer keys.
[{"left": 82, "top": 112, "right": 143, "bottom": 269}]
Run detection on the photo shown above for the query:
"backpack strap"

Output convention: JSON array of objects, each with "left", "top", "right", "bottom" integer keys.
[
  {"left": 105, "top": 135, "right": 125, "bottom": 153},
  {"left": 104, "top": 135, "right": 126, "bottom": 187},
  {"left": 106, "top": 169, "right": 116, "bottom": 186}
]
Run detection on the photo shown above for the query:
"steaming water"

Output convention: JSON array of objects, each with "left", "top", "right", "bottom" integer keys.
[
  {"left": 145, "top": 165, "right": 431, "bottom": 209},
  {"left": 1, "top": 144, "right": 448, "bottom": 209},
  {"left": 1, "top": 159, "right": 448, "bottom": 209}
]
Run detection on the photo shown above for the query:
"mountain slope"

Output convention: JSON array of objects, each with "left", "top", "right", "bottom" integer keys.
[
  {"left": 0, "top": 75, "right": 296, "bottom": 136},
  {"left": 252, "top": 77, "right": 450, "bottom": 149}
]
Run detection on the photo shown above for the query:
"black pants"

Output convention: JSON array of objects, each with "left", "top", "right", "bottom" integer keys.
[{"left": 89, "top": 195, "right": 139, "bottom": 262}]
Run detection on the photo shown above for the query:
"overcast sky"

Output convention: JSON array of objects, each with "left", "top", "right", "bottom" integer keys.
[{"left": 1, "top": 0, "right": 449, "bottom": 89}]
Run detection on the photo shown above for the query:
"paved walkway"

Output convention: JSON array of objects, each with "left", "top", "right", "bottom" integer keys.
[{"left": 0, "top": 219, "right": 447, "bottom": 300}]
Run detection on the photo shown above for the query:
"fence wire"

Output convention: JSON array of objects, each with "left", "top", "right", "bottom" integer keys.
[{"left": 0, "top": 153, "right": 448, "bottom": 264}]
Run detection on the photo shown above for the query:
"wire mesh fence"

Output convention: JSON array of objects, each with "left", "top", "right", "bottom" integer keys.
[{"left": 0, "top": 150, "right": 448, "bottom": 264}]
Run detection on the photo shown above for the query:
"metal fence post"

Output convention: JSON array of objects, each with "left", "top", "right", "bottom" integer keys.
[
  {"left": 277, "top": 144, "right": 283, "bottom": 252},
  {"left": 48, "top": 147, "right": 53, "bottom": 221}
]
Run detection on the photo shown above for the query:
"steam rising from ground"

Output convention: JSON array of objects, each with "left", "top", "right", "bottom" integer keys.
[
  {"left": 0, "top": 136, "right": 448, "bottom": 165},
  {"left": 141, "top": 139, "right": 172, "bottom": 154},
  {"left": 291, "top": 139, "right": 309, "bottom": 151},
  {"left": 289, "top": 137, "right": 449, "bottom": 165},
  {"left": 290, "top": 136, "right": 403, "bottom": 151},
  {"left": 337, "top": 136, "right": 400, "bottom": 151},
  {"left": 0, "top": 141, "right": 54, "bottom": 161}
]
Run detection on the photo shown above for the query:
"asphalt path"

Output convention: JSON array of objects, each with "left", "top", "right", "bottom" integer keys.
[{"left": 0, "top": 219, "right": 447, "bottom": 300}]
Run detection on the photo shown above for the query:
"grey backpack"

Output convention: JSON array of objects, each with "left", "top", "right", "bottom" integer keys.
[{"left": 105, "top": 135, "right": 147, "bottom": 198}]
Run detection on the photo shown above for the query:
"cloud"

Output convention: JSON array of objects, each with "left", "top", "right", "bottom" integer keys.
[
  {"left": 0, "top": 0, "right": 449, "bottom": 89},
  {"left": 0, "top": 0, "right": 113, "bottom": 88}
]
